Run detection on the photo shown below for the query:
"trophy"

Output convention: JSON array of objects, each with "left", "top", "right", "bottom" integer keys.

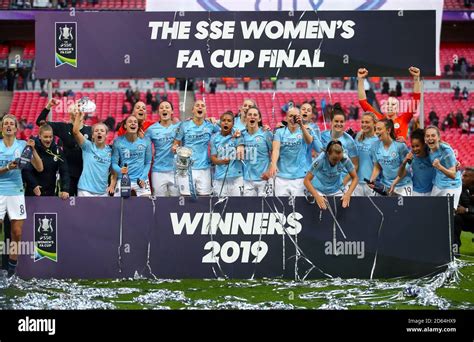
[
  {"left": 175, "top": 146, "right": 193, "bottom": 177},
  {"left": 77, "top": 96, "right": 96, "bottom": 114}
]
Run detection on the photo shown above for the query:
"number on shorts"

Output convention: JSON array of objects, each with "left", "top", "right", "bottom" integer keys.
[
  {"left": 405, "top": 187, "right": 412, "bottom": 196},
  {"left": 19, "top": 204, "right": 25, "bottom": 215}
]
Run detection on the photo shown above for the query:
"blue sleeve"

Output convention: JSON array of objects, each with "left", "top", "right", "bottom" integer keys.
[
  {"left": 140, "top": 139, "right": 152, "bottom": 181},
  {"left": 443, "top": 147, "right": 457, "bottom": 168},
  {"left": 265, "top": 131, "right": 273, "bottom": 151},
  {"left": 347, "top": 137, "right": 358, "bottom": 158},
  {"left": 309, "top": 156, "right": 323, "bottom": 175},
  {"left": 212, "top": 122, "right": 220, "bottom": 133},
  {"left": 370, "top": 144, "right": 378, "bottom": 163},
  {"left": 399, "top": 142, "right": 409, "bottom": 160},
  {"left": 343, "top": 158, "right": 355, "bottom": 173},
  {"left": 210, "top": 136, "right": 217, "bottom": 156},
  {"left": 111, "top": 140, "right": 122, "bottom": 175},
  {"left": 144, "top": 127, "right": 152, "bottom": 139},
  {"left": 274, "top": 129, "right": 282, "bottom": 142},
  {"left": 311, "top": 130, "right": 322, "bottom": 153},
  {"left": 81, "top": 139, "right": 92, "bottom": 152}
]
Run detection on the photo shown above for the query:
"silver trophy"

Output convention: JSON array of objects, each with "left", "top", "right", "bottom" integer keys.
[
  {"left": 77, "top": 96, "right": 96, "bottom": 114},
  {"left": 175, "top": 146, "right": 193, "bottom": 176}
]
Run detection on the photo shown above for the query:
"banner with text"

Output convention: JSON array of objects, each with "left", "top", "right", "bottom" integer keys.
[
  {"left": 35, "top": 11, "right": 436, "bottom": 78},
  {"left": 17, "top": 197, "right": 452, "bottom": 280}
]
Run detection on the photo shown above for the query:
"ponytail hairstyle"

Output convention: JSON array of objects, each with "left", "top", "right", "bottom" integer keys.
[
  {"left": 326, "top": 140, "right": 343, "bottom": 154},
  {"left": 357, "top": 111, "right": 378, "bottom": 142},
  {"left": 331, "top": 102, "right": 346, "bottom": 121},
  {"left": 379, "top": 118, "right": 396, "bottom": 140}
]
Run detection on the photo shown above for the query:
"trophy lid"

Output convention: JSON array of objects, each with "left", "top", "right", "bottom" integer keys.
[{"left": 78, "top": 96, "right": 96, "bottom": 114}]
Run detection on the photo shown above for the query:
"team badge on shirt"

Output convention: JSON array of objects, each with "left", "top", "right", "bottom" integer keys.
[
  {"left": 14, "top": 149, "right": 21, "bottom": 158},
  {"left": 391, "top": 152, "right": 397, "bottom": 158},
  {"left": 394, "top": 123, "right": 400, "bottom": 129}
]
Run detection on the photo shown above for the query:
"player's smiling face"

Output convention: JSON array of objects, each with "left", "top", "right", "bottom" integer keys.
[
  {"left": 331, "top": 114, "right": 345, "bottom": 133},
  {"left": 133, "top": 101, "right": 147, "bottom": 122},
  {"left": 1, "top": 117, "right": 17, "bottom": 137},
  {"left": 246, "top": 108, "right": 261, "bottom": 129},
  {"left": 93, "top": 124, "right": 107, "bottom": 144},
  {"left": 425, "top": 128, "right": 439, "bottom": 149},
  {"left": 159, "top": 101, "right": 173, "bottom": 122},
  {"left": 375, "top": 122, "right": 389, "bottom": 140},
  {"left": 386, "top": 97, "right": 399, "bottom": 117},
  {"left": 193, "top": 100, "right": 207, "bottom": 119},
  {"left": 411, "top": 138, "right": 424, "bottom": 156},
  {"left": 125, "top": 116, "right": 138, "bottom": 134},
  {"left": 300, "top": 103, "right": 312, "bottom": 123},
  {"left": 220, "top": 114, "right": 234, "bottom": 135},
  {"left": 361, "top": 115, "right": 375, "bottom": 134}
]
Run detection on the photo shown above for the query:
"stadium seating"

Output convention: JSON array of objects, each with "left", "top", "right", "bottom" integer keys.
[
  {"left": 0, "top": 44, "right": 9, "bottom": 59},
  {"left": 9, "top": 91, "right": 180, "bottom": 144},
  {"left": 443, "top": 0, "right": 473, "bottom": 10},
  {"left": 440, "top": 42, "right": 474, "bottom": 71}
]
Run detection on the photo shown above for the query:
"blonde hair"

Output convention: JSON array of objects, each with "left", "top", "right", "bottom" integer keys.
[
  {"left": 39, "top": 124, "right": 53, "bottom": 135},
  {"left": 2, "top": 114, "right": 18, "bottom": 128},
  {"left": 357, "top": 112, "right": 378, "bottom": 142}
]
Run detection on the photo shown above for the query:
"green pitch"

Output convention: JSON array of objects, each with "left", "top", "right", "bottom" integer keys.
[{"left": 2, "top": 232, "right": 473, "bottom": 310}]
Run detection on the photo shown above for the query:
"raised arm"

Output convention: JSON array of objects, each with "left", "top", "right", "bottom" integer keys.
[
  {"left": 72, "top": 110, "right": 86, "bottom": 146},
  {"left": 409, "top": 66, "right": 421, "bottom": 94},
  {"left": 357, "top": 68, "right": 368, "bottom": 101},
  {"left": 36, "top": 98, "right": 59, "bottom": 126},
  {"left": 357, "top": 68, "right": 383, "bottom": 119},
  {"left": 28, "top": 139, "right": 44, "bottom": 172}
]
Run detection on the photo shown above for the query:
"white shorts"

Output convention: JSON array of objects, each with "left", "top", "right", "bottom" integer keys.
[
  {"left": 274, "top": 177, "right": 305, "bottom": 197},
  {"left": 176, "top": 168, "right": 212, "bottom": 196},
  {"left": 77, "top": 189, "right": 109, "bottom": 197},
  {"left": 316, "top": 189, "right": 344, "bottom": 197},
  {"left": 243, "top": 180, "right": 273, "bottom": 197},
  {"left": 213, "top": 177, "right": 244, "bottom": 197},
  {"left": 431, "top": 185, "right": 462, "bottom": 208},
  {"left": 412, "top": 190, "right": 431, "bottom": 197},
  {"left": 392, "top": 184, "right": 413, "bottom": 197},
  {"left": 0, "top": 195, "right": 27, "bottom": 221},
  {"left": 151, "top": 171, "right": 179, "bottom": 197},
  {"left": 353, "top": 183, "right": 377, "bottom": 197},
  {"left": 114, "top": 180, "right": 152, "bottom": 197}
]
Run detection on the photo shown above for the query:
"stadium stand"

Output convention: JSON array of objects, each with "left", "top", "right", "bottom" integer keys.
[
  {"left": 8, "top": 91, "right": 181, "bottom": 144},
  {"left": 443, "top": 0, "right": 473, "bottom": 10},
  {"left": 6, "top": 0, "right": 146, "bottom": 10}
]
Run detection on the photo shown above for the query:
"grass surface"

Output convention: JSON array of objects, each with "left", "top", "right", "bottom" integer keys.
[{"left": 1, "top": 231, "right": 473, "bottom": 310}]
